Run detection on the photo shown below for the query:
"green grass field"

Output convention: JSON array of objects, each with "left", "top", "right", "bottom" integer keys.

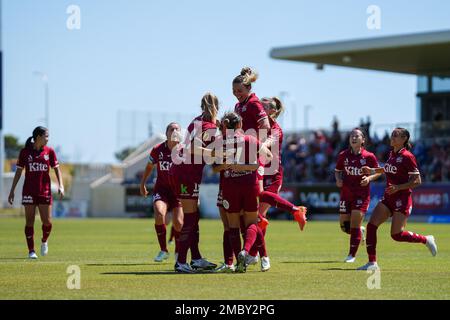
[{"left": 0, "top": 217, "right": 449, "bottom": 300}]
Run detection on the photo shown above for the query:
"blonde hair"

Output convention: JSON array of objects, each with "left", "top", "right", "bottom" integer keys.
[
  {"left": 233, "top": 67, "right": 258, "bottom": 87},
  {"left": 261, "top": 96, "right": 284, "bottom": 120},
  {"left": 201, "top": 92, "right": 219, "bottom": 121}
]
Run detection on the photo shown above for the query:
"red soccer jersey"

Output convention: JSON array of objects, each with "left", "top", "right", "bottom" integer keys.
[
  {"left": 16, "top": 146, "right": 59, "bottom": 197},
  {"left": 383, "top": 148, "right": 420, "bottom": 196},
  {"left": 234, "top": 93, "right": 268, "bottom": 133},
  {"left": 264, "top": 117, "right": 283, "bottom": 174},
  {"left": 149, "top": 141, "right": 174, "bottom": 189},
  {"left": 171, "top": 115, "right": 219, "bottom": 183},
  {"left": 222, "top": 131, "right": 262, "bottom": 186},
  {"left": 335, "top": 148, "right": 379, "bottom": 197}
]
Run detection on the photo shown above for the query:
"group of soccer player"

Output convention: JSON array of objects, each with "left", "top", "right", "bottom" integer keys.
[{"left": 8, "top": 67, "right": 437, "bottom": 272}]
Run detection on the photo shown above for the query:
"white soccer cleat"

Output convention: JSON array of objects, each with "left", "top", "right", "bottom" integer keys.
[
  {"left": 154, "top": 250, "right": 169, "bottom": 262},
  {"left": 215, "top": 263, "right": 236, "bottom": 273},
  {"left": 425, "top": 235, "right": 437, "bottom": 257},
  {"left": 357, "top": 262, "right": 379, "bottom": 271},
  {"left": 360, "top": 226, "right": 366, "bottom": 246},
  {"left": 245, "top": 254, "right": 259, "bottom": 266},
  {"left": 261, "top": 256, "right": 270, "bottom": 272},
  {"left": 190, "top": 258, "right": 217, "bottom": 270},
  {"left": 175, "top": 262, "right": 195, "bottom": 273},
  {"left": 41, "top": 242, "right": 48, "bottom": 256},
  {"left": 344, "top": 255, "right": 356, "bottom": 263},
  {"left": 28, "top": 251, "right": 38, "bottom": 259},
  {"left": 236, "top": 250, "right": 247, "bottom": 273}
]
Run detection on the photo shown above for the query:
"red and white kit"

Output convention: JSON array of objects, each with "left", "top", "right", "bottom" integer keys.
[
  {"left": 16, "top": 146, "right": 59, "bottom": 205},
  {"left": 381, "top": 148, "right": 420, "bottom": 216},
  {"left": 221, "top": 131, "right": 262, "bottom": 213},
  {"left": 149, "top": 141, "right": 180, "bottom": 210},
  {"left": 335, "top": 148, "right": 379, "bottom": 214}
]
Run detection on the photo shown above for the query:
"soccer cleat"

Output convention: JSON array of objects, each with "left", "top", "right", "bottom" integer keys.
[
  {"left": 261, "top": 256, "right": 270, "bottom": 272},
  {"left": 168, "top": 240, "right": 174, "bottom": 245},
  {"left": 154, "top": 250, "right": 169, "bottom": 262},
  {"left": 28, "top": 251, "right": 38, "bottom": 259},
  {"left": 425, "top": 235, "right": 437, "bottom": 257},
  {"left": 293, "top": 206, "right": 307, "bottom": 231},
  {"left": 257, "top": 216, "right": 269, "bottom": 230},
  {"left": 175, "top": 262, "right": 195, "bottom": 273},
  {"left": 236, "top": 250, "right": 247, "bottom": 273},
  {"left": 215, "top": 263, "right": 236, "bottom": 273},
  {"left": 40, "top": 242, "right": 48, "bottom": 256},
  {"left": 360, "top": 226, "right": 366, "bottom": 246},
  {"left": 245, "top": 254, "right": 259, "bottom": 266},
  {"left": 344, "top": 255, "right": 356, "bottom": 263},
  {"left": 190, "top": 258, "right": 217, "bottom": 270},
  {"left": 357, "top": 262, "right": 379, "bottom": 271}
]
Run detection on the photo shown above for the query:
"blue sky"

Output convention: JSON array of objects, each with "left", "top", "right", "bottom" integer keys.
[{"left": 3, "top": 0, "right": 450, "bottom": 163}]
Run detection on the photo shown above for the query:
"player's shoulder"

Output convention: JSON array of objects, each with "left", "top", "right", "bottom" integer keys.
[
  {"left": 338, "top": 149, "right": 349, "bottom": 157},
  {"left": 401, "top": 148, "right": 416, "bottom": 160},
  {"left": 362, "top": 148, "right": 376, "bottom": 158},
  {"left": 44, "top": 146, "right": 55, "bottom": 154}
]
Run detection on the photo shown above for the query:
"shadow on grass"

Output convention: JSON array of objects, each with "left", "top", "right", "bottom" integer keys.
[
  {"left": 86, "top": 263, "right": 162, "bottom": 267},
  {"left": 101, "top": 270, "right": 220, "bottom": 276},
  {"left": 281, "top": 260, "right": 340, "bottom": 264},
  {"left": 321, "top": 267, "right": 358, "bottom": 271}
]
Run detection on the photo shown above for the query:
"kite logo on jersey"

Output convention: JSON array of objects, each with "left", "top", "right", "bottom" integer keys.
[
  {"left": 29, "top": 163, "right": 49, "bottom": 172},
  {"left": 384, "top": 163, "right": 397, "bottom": 174},
  {"left": 159, "top": 161, "right": 171, "bottom": 171},
  {"left": 344, "top": 166, "right": 363, "bottom": 176}
]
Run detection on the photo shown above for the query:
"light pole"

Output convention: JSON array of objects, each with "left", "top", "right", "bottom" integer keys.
[
  {"left": 304, "top": 105, "right": 313, "bottom": 131},
  {"left": 33, "top": 71, "right": 49, "bottom": 129}
]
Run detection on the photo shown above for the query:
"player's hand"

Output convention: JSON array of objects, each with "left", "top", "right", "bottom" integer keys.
[
  {"left": 386, "top": 185, "right": 399, "bottom": 195},
  {"left": 140, "top": 184, "right": 149, "bottom": 197},
  {"left": 336, "top": 180, "right": 343, "bottom": 188},
  {"left": 360, "top": 175, "right": 370, "bottom": 187},
  {"left": 361, "top": 166, "right": 372, "bottom": 175},
  {"left": 58, "top": 186, "right": 65, "bottom": 200},
  {"left": 8, "top": 191, "right": 14, "bottom": 205}
]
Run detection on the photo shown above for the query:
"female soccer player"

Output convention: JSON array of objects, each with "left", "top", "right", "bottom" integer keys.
[
  {"left": 246, "top": 97, "right": 307, "bottom": 271},
  {"left": 140, "top": 122, "right": 183, "bottom": 262},
  {"left": 335, "top": 128, "right": 381, "bottom": 263},
  {"left": 169, "top": 92, "right": 220, "bottom": 273},
  {"left": 357, "top": 128, "right": 438, "bottom": 270},
  {"left": 219, "top": 112, "right": 272, "bottom": 273},
  {"left": 8, "top": 126, "right": 64, "bottom": 259}
]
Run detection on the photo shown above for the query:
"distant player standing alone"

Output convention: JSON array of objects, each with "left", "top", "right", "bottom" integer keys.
[
  {"left": 357, "top": 128, "right": 437, "bottom": 270},
  {"left": 8, "top": 126, "right": 64, "bottom": 259}
]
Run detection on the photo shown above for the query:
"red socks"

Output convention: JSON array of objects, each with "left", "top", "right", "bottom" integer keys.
[
  {"left": 41, "top": 223, "right": 52, "bottom": 243},
  {"left": 223, "top": 230, "right": 233, "bottom": 265},
  {"left": 391, "top": 231, "right": 427, "bottom": 244},
  {"left": 25, "top": 226, "right": 34, "bottom": 253},
  {"left": 260, "top": 191, "right": 296, "bottom": 214},
  {"left": 349, "top": 227, "right": 361, "bottom": 257},
  {"left": 155, "top": 224, "right": 168, "bottom": 252},
  {"left": 190, "top": 212, "right": 202, "bottom": 260},
  {"left": 229, "top": 228, "right": 241, "bottom": 260},
  {"left": 248, "top": 225, "right": 267, "bottom": 257},
  {"left": 243, "top": 224, "right": 265, "bottom": 253},
  {"left": 366, "top": 223, "right": 378, "bottom": 262},
  {"left": 176, "top": 213, "right": 196, "bottom": 264}
]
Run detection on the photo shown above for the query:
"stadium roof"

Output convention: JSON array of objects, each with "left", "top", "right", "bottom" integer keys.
[{"left": 270, "top": 30, "right": 450, "bottom": 77}]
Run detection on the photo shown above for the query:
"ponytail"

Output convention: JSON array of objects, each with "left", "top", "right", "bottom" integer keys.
[
  {"left": 396, "top": 127, "right": 412, "bottom": 150},
  {"left": 232, "top": 67, "right": 258, "bottom": 88},
  {"left": 261, "top": 96, "right": 284, "bottom": 120},
  {"left": 26, "top": 126, "right": 48, "bottom": 149},
  {"left": 201, "top": 92, "right": 219, "bottom": 122},
  {"left": 221, "top": 112, "right": 242, "bottom": 130}
]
